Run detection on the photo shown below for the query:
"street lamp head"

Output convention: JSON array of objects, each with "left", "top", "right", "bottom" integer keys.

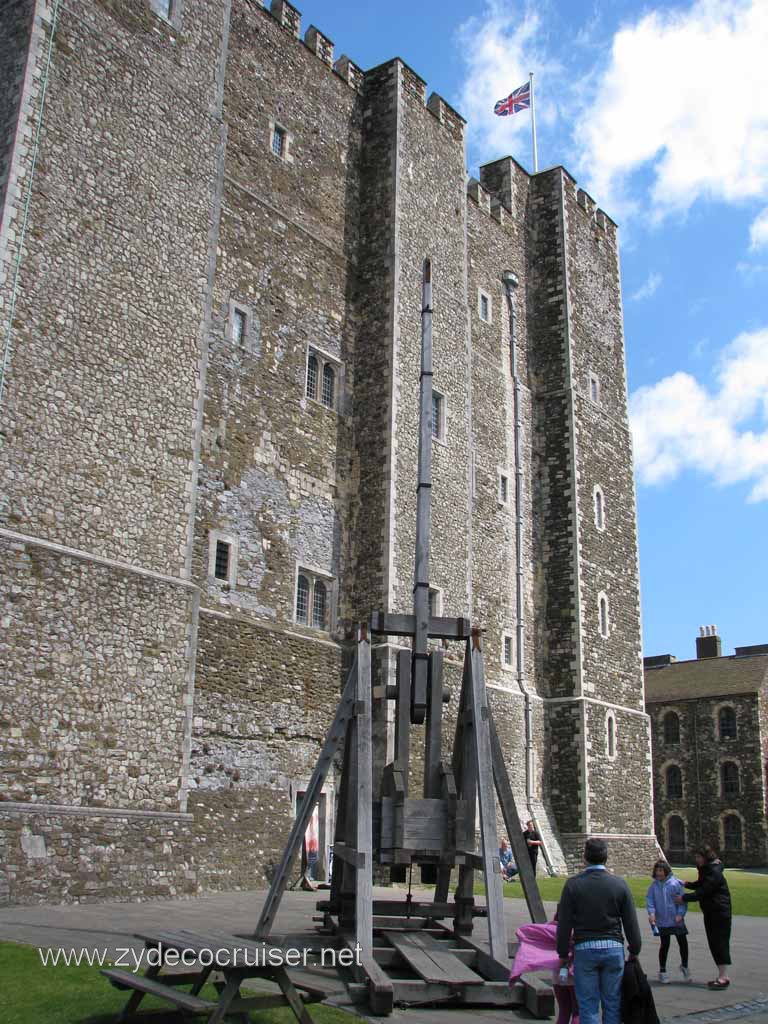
[{"left": 502, "top": 270, "right": 519, "bottom": 289}]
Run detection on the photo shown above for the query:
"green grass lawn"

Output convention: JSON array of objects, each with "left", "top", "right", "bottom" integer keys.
[
  {"left": 1, "top": 941, "right": 359, "bottom": 1024},
  {"left": 497, "top": 867, "right": 768, "bottom": 916}
]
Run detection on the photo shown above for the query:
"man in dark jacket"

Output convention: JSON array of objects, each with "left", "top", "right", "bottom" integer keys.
[{"left": 557, "top": 838, "right": 642, "bottom": 1024}]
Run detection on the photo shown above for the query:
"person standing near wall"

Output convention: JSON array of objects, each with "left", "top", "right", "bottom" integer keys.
[
  {"left": 674, "top": 844, "right": 732, "bottom": 989},
  {"left": 556, "top": 838, "right": 642, "bottom": 1024},
  {"left": 523, "top": 819, "right": 544, "bottom": 872}
]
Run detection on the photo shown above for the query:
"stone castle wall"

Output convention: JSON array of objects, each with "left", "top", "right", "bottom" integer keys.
[
  {"left": 0, "top": 0, "right": 33, "bottom": 219},
  {"left": 648, "top": 693, "right": 768, "bottom": 867},
  {"left": 1, "top": 0, "right": 656, "bottom": 902}
]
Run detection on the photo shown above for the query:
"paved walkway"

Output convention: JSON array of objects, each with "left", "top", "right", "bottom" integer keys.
[{"left": 1, "top": 889, "right": 765, "bottom": 1023}]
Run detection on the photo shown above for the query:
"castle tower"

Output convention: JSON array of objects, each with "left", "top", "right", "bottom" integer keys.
[
  {"left": 0, "top": 0, "right": 230, "bottom": 898},
  {"left": 0, "top": 0, "right": 657, "bottom": 903},
  {"left": 477, "top": 159, "right": 658, "bottom": 867}
]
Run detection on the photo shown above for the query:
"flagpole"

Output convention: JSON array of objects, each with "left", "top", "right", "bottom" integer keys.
[{"left": 529, "top": 72, "right": 538, "bottom": 173}]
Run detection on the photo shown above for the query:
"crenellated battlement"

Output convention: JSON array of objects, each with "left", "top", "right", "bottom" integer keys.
[
  {"left": 304, "top": 25, "right": 333, "bottom": 67},
  {"left": 574, "top": 182, "right": 617, "bottom": 237},
  {"left": 334, "top": 54, "right": 363, "bottom": 91},
  {"left": 255, "top": 2, "right": 464, "bottom": 141},
  {"left": 269, "top": 0, "right": 300, "bottom": 38},
  {"left": 426, "top": 92, "right": 465, "bottom": 142},
  {"left": 467, "top": 177, "right": 491, "bottom": 214}
]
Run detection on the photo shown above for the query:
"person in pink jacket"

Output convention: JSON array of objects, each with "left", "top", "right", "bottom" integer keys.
[{"left": 511, "top": 918, "right": 578, "bottom": 1024}]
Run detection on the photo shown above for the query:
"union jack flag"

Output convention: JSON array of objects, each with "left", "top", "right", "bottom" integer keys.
[{"left": 494, "top": 82, "right": 531, "bottom": 116}]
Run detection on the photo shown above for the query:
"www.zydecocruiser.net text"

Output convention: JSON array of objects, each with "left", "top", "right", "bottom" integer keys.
[{"left": 38, "top": 943, "right": 365, "bottom": 971}]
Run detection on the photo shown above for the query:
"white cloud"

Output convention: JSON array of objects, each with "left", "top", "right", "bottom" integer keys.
[
  {"left": 736, "top": 261, "right": 768, "bottom": 282},
  {"left": 750, "top": 207, "right": 768, "bottom": 250},
  {"left": 455, "top": 3, "right": 560, "bottom": 172},
  {"left": 630, "top": 272, "right": 662, "bottom": 301},
  {"left": 574, "top": 0, "right": 768, "bottom": 222},
  {"left": 630, "top": 328, "right": 768, "bottom": 502}
]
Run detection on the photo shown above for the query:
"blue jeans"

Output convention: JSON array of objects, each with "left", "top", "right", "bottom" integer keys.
[{"left": 573, "top": 945, "right": 625, "bottom": 1024}]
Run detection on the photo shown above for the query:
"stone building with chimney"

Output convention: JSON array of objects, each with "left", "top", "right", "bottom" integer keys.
[
  {"left": 645, "top": 627, "right": 768, "bottom": 867},
  {"left": 0, "top": 0, "right": 658, "bottom": 903}
]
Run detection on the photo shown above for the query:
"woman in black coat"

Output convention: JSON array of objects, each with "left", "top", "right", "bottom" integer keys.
[{"left": 674, "top": 843, "right": 732, "bottom": 989}]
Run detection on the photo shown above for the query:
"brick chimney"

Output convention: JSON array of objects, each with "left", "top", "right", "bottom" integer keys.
[{"left": 696, "top": 624, "right": 722, "bottom": 659}]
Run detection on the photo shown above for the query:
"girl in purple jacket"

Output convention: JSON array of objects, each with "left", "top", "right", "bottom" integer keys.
[{"left": 646, "top": 860, "right": 690, "bottom": 984}]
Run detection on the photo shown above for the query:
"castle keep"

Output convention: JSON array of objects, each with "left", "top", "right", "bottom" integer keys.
[{"left": 0, "top": 0, "right": 659, "bottom": 904}]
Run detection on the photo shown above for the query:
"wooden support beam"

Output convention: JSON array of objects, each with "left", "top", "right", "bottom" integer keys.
[
  {"left": 273, "top": 967, "right": 315, "bottom": 1024},
  {"left": 254, "top": 658, "right": 358, "bottom": 939},
  {"left": 394, "top": 648, "right": 411, "bottom": 778},
  {"left": 332, "top": 843, "right": 365, "bottom": 868},
  {"left": 521, "top": 971, "right": 557, "bottom": 1019},
  {"left": 344, "top": 938, "right": 394, "bottom": 1016},
  {"left": 354, "top": 625, "right": 373, "bottom": 962},
  {"left": 370, "top": 611, "right": 471, "bottom": 640},
  {"left": 423, "top": 649, "right": 443, "bottom": 799},
  {"left": 489, "top": 710, "right": 547, "bottom": 923},
  {"left": 468, "top": 633, "right": 507, "bottom": 963},
  {"left": 453, "top": 646, "right": 477, "bottom": 935}
]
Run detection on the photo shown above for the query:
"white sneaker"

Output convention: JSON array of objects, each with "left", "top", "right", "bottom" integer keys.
[
  {"left": 658, "top": 971, "right": 670, "bottom": 984},
  {"left": 681, "top": 966, "right": 692, "bottom": 982}
]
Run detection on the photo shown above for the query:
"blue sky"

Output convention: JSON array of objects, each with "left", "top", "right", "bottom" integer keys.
[{"left": 292, "top": 0, "right": 768, "bottom": 660}]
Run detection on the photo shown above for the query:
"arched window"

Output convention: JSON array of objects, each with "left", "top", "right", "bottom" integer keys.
[
  {"left": 723, "top": 814, "right": 743, "bottom": 851},
  {"left": 306, "top": 354, "right": 318, "bottom": 399},
  {"left": 296, "top": 574, "right": 310, "bottom": 625},
  {"left": 666, "top": 764, "right": 683, "bottom": 799},
  {"left": 599, "top": 594, "right": 609, "bottom": 638},
  {"left": 667, "top": 815, "right": 686, "bottom": 851},
  {"left": 721, "top": 762, "right": 740, "bottom": 798},
  {"left": 663, "top": 711, "right": 680, "bottom": 744},
  {"left": 312, "top": 580, "right": 327, "bottom": 630},
  {"left": 594, "top": 487, "right": 605, "bottom": 530},
  {"left": 322, "top": 363, "right": 335, "bottom": 409},
  {"left": 606, "top": 714, "right": 616, "bottom": 758},
  {"left": 718, "top": 706, "right": 737, "bottom": 740}
]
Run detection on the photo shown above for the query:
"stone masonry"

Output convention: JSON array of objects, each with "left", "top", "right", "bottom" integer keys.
[
  {"left": 645, "top": 633, "right": 768, "bottom": 867},
  {"left": 1, "top": 0, "right": 658, "bottom": 904}
]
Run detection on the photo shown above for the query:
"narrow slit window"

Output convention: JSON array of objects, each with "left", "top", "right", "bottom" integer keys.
[
  {"left": 152, "top": 0, "right": 173, "bottom": 20},
  {"left": 431, "top": 392, "right": 445, "bottom": 441},
  {"left": 499, "top": 474, "right": 509, "bottom": 504},
  {"left": 306, "top": 353, "right": 318, "bottom": 399},
  {"left": 595, "top": 487, "right": 605, "bottom": 530},
  {"left": 503, "top": 635, "right": 513, "bottom": 667},
  {"left": 666, "top": 764, "right": 683, "bottom": 799},
  {"left": 667, "top": 815, "right": 685, "bottom": 850},
  {"left": 599, "top": 595, "right": 609, "bottom": 638},
  {"left": 663, "top": 711, "right": 680, "bottom": 744},
  {"left": 321, "top": 363, "right": 335, "bottom": 409},
  {"left": 214, "top": 540, "right": 230, "bottom": 582},
  {"left": 232, "top": 308, "right": 246, "bottom": 346},
  {"left": 607, "top": 715, "right": 616, "bottom": 758},
  {"left": 296, "top": 574, "right": 310, "bottom": 625},
  {"left": 480, "top": 294, "right": 489, "bottom": 322},
  {"left": 723, "top": 815, "right": 742, "bottom": 851},
  {"left": 721, "top": 762, "right": 740, "bottom": 798},
  {"left": 272, "top": 125, "right": 286, "bottom": 158},
  {"left": 718, "top": 706, "right": 737, "bottom": 740},
  {"left": 312, "top": 581, "right": 327, "bottom": 629},
  {"left": 589, "top": 373, "right": 601, "bottom": 404}
]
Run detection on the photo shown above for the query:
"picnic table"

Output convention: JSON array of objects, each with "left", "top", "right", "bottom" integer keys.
[{"left": 101, "top": 928, "right": 327, "bottom": 1023}]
